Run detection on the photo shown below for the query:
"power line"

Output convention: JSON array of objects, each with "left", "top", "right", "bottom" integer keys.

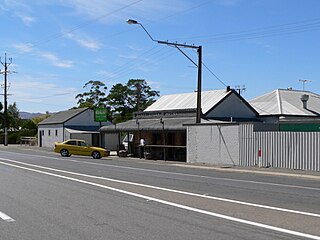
[
  {"left": 7, "top": 0, "right": 215, "bottom": 56},
  {"left": 31, "top": 92, "right": 77, "bottom": 99},
  {"left": 96, "top": 46, "right": 176, "bottom": 82},
  {"left": 6, "top": 0, "right": 143, "bottom": 56},
  {"left": 202, "top": 62, "right": 227, "bottom": 87},
  {"left": 169, "top": 17, "right": 320, "bottom": 44},
  {"left": 31, "top": 0, "right": 143, "bottom": 48}
]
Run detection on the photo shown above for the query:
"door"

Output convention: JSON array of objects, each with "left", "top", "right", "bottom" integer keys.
[{"left": 78, "top": 140, "right": 92, "bottom": 156}]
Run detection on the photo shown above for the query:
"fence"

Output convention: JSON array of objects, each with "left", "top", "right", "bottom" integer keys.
[
  {"left": 239, "top": 124, "right": 320, "bottom": 171},
  {"left": 20, "top": 136, "right": 37, "bottom": 146}
]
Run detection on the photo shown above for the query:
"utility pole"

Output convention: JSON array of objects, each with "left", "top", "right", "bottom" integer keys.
[
  {"left": 127, "top": 19, "right": 203, "bottom": 123},
  {"left": 0, "top": 53, "right": 12, "bottom": 146}
]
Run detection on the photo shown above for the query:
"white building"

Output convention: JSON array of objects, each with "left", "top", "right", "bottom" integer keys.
[{"left": 38, "top": 108, "right": 115, "bottom": 148}]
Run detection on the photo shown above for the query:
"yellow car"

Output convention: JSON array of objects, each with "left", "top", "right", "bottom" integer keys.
[{"left": 54, "top": 139, "right": 110, "bottom": 159}]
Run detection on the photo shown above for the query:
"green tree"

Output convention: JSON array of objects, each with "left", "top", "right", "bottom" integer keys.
[
  {"left": 107, "top": 83, "right": 131, "bottom": 122},
  {"left": 32, "top": 112, "right": 51, "bottom": 125},
  {"left": 127, "top": 79, "right": 159, "bottom": 111},
  {"left": 22, "top": 119, "right": 37, "bottom": 130},
  {"left": 75, "top": 80, "right": 108, "bottom": 108},
  {"left": 8, "top": 102, "right": 21, "bottom": 131},
  {"left": 107, "top": 79, "right": 159, "bottom": 123}
]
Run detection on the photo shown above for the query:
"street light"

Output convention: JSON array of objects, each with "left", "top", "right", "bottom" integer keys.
[{"left": 127, "top": 19, "right": 202, "bottom": 123}]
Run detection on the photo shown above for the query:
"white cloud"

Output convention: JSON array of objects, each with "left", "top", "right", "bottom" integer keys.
[
  {"left": 57, "top": 0, "right": 184, "bottom": 24},
  {"left": 39, "top": 52, "right": 73, "bottom": 68},
  {"left": 118, "top": 54, "right": 138, "bottom": 60},
  {"left": 12, "top": 43, "right": 33, "bottom": 53},
  {"left": 65, "top": 32, "right": 102, "bottom": 51},
  {"left": 96, "top": 70, "right": 116, "bottom": 78},
  {"left": 10, "top": 74, "right": 79, "bottom": 112},
  {"left": 16, "top": 12, "right": 36, "bottom": 26},
  {"left": 3, "top": 0, "right": 36, "bottom": 26},
  {"left": 92, "top": 58, "right": 105, "bottom": 64},
  {"left": 215, "top": 0, "right": 241, "bottom": 6}
]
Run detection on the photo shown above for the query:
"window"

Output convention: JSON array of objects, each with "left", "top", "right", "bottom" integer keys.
[
  {"left": 65, "top": 140, "right": 77, "bottom": 145},
  {"left": 48, "top": 130, "right": 51, "bottom": 136},
  {"left": 79, "top": 141, "right": 89, "bottom": 147},
  {"left": 55, "top": 130, "right": 58, "bottom": 136}
]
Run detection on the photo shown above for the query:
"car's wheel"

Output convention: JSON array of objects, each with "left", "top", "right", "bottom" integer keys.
[
  {"left": 92, "top": 151, "right": 101, "bottom": 159},
  {"left": 60, "top": 149, "right": 70, "bottom": 157}
]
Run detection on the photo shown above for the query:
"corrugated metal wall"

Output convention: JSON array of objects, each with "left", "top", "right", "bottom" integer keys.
[{"left": 239, "top": 124, "right": 320, "bottom": 171}]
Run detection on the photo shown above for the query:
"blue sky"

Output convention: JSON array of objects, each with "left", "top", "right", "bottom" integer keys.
[{"left": 1, "top": 0, "right": 320, "bottom": 113}]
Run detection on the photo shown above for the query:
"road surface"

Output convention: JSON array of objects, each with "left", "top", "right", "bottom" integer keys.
[{"left": 0, "top": 147, "right": 319, "bottom": 240}]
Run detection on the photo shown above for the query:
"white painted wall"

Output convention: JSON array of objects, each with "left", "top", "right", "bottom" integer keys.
[
  {"left": 38, "top": 124, "right": 64, "bottom": 148},
  {"left": 187, "top": 124, "right": 240, "bottom": 165}
]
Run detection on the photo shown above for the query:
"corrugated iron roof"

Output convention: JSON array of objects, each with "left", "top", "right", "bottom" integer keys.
[
  {"left": 100, "top": 117, "right": 197, "bottom": 133},
  {"left": 145, "top": 90, "right": 230, "bottom": 114},
  {"left": 249, "top": 89, "right": 320, "bottom": 116},
  {"left": 38, "top": 108, "right": 88, "bottom": 125}
]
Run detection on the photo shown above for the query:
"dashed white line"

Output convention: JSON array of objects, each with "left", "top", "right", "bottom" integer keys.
[
  {"left": 0, "top": 150, "right": 319, "bottom": 191},
  {"left": 1, "top": 157, "right": 319, "bottom": 219},
  {"left": 0, "top": 159, "right": 320, "bottom": 239},
  {"left": 0, "top": 211, "right": 15, "bottom": 222}
]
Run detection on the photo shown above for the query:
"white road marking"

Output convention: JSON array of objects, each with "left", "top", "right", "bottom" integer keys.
[
  {"left": 0, "top": 150, "right": 319, "bottom": 191},
  {"left": 1, "top": 159, "right": 320, "bottom": 239},
  {"left": 0, "top": 211, "right": 15, "bottom": 222},
  {"left": 0, "top": 157, "right": 319, "bottom": 218}
]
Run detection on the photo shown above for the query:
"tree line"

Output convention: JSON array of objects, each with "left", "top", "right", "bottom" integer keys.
[
  {"left": 74, "top": 79, "right": 159, "bottom": 123},
  {"left": 0, "top": 78, "right": 159, "bottom": 143}
]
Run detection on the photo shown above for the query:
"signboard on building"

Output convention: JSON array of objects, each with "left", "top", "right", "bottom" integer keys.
[
  {"left": 94, "top": 108, "right": 108, "bottom": 122},
  {"left": 280, "top": 123, "right": 320, "bottom": 132}
]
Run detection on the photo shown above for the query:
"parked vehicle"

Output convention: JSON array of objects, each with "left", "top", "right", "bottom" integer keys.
[{"left": 54, "top": 139, "right": 109, "bottom": 159}]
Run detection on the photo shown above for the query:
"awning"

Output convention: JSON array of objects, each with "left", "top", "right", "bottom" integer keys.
[
  {"left": 99, "top": 117, "right": 197, "bottom": 133},
  {"left": 65, "top": 128, "right": 99, "bottom": 134}
]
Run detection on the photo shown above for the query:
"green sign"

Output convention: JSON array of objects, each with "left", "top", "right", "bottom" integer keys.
[
  {"left": 280, "top": 123, "right": 320, "bottom": 132},
  {"left": 94, "top": 108, "right": 108, "bottom": 122}
]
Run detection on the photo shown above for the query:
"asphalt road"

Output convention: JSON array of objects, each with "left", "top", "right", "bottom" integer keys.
[{"left": 0, "top": 147, "right": 319, "bottom": 240}]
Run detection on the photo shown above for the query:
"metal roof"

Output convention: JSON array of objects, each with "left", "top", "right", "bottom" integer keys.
[
  {"left": 100, "top": 117, "right": 197, "bottom": 133},
  {"left": 249, "top": 89, "right": 320, "bottom": 116},
  {"left": 145, "top": 90, "right": 230, "bottom": 114},
  {"left": 38, "top": 108, "right": 88, "bottom": 125}
]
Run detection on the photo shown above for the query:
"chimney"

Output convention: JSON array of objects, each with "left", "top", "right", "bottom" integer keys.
[
  {"left": 226, "top": 86, "right": 231, "bottom": 92},
  {"left": 300, "top": 94, "right": 309, "bottom": 109}
]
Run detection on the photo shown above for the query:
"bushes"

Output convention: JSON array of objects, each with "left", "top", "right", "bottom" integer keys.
[{"left": 0, "top": 130, "right": 37, "bottom": 144}]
